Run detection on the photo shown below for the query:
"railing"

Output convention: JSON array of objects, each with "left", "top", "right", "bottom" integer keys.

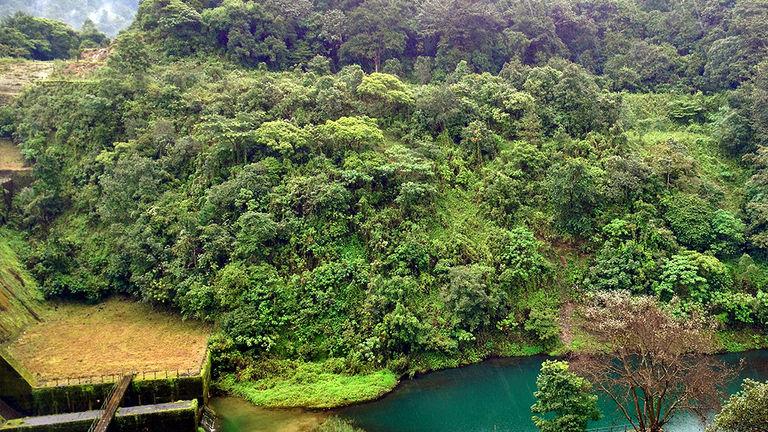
[
  {"left": 36, "top": 367, "right": 201, "bottom": 388},
  {"left": 87, "top": 373, "right": 133, "bottom": 432},
  {"left": 34, "top": 351, "right": 209, "bottom": 388},
  {"left": 586, "top": 425, "right": 635, "bottom": 432}
]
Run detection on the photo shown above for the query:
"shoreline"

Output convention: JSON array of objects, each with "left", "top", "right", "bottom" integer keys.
[{"left": 213, "top": 327, "right": 768, "bottom": 412}]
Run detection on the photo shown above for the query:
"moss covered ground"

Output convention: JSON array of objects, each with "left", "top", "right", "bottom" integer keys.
[
  {"left": 0, "top": 229, "right": 44, "bottom": 344},
  {"left": 217, "top": 365, "right": 398, "bottom": 409}
]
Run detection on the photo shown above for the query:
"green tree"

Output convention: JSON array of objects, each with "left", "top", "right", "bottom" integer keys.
[
  {"left": 710, "top": 210, "right": 746, "bottom": 258},
  {"left": 523, "top": 290, "right": 561, "bottom": 346},
  {"left": 460, "top": 120, "right": 503, "bottom": 165},
  {"left": 253, "top": 120, "right": 309, "bottom": 159},
  {"left": 654, "top": 251, "right": 732, "bottom": 304},
  {"left": 356, "top": 72, "right": 414, "bottom": 117},
  {"left": 489, "top": 226, "right": 550, "bottom": 289},
  {"left": 708, "top": 379, "right": 768, "bottom": 432},
  {"left": 531, "top": 360, "right": 601, "bottom": 432},
  {"left": 202, "top": 0, "right": 289, "bottom": 67},
  {"left": 0, "top": 12, "right": 80, "bottom": 60},
  {"left": 661, "top": 193, "right": 715, "bottom": 251},
  {"left": 78, "top": 19, "right": 108, "bottom": 49},
  {"left": 443, "top": 264, "right": 500, "bottom": 332},
  {"left": 136, "top": 0, "right": 204, "bottom": 55},
  {"left": 340, "top": 0, "right": 412, "bottom": 72},
  {"left": 547, "top": 158, "right": 604, "bottom": 236},
  {"left": 416, "top": 0, "right": 503, "bottom": 71},
  {"left": 313, "top": 116, "right": 384, "bottom": 158}
]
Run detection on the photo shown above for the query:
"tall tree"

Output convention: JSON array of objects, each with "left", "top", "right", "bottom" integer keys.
[
  {"left": 417, "top": 0, "right": 503, "bottom": 71},
  {"left": 340, "top": 0, "right": 412, "bottom": 72},
  {"left": 546, "top": 157, "right": 605, "bottom": 236},
  {"left": 575, "top": 292, "right": 733, "bottom": 432}
]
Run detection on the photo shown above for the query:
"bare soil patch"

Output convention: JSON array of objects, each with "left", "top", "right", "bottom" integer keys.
[
  {"left": 0, "top": 60, "right": 54, "bottom": 101},
  {"left": 4, "top": 298, "right": 211, "bottom": 384},
  {"left": 0, "top": 140, "right": 26, "bottom": 171},
  {"left": 559, "top": 301, "right": 576, "bottom": 348}
]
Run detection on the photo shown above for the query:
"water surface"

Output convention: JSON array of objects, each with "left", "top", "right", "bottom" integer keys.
[{"left": 216, "top": 350, "right": 768, "bottom": 432}]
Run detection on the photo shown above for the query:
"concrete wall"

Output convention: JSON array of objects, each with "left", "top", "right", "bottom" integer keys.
[
  {"left": 0, "top": 351, "right": 33, "bottom": 414},
  {"left": 0, "top": 400, "right": 199, "bottom": 432},
  {"left": 2, "top": 351, "right": 211, "bottom": 417}
]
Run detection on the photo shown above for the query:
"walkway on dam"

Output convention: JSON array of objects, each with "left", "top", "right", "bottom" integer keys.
[{"left": 0, "top": 401, "right": 194, "bottom": 430}]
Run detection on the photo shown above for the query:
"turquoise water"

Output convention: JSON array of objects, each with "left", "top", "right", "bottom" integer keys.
[{"left": 215, "top": 350, "right": 768, "bottom": 432}]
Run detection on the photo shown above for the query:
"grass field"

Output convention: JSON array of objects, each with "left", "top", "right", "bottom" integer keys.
[{"left": 4, "top": 298, "right": 211, "bottom": 384}]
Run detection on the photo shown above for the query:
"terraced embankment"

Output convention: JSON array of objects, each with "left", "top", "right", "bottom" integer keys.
[
  {"left": 5, "top": 299, "right": 211, "bottom": 385},
  {"left": 0, "top": 61, "right": 54, "bottom": 106},
  {"left": 0, "top": 57, "right": 206, "bottom": 431}
]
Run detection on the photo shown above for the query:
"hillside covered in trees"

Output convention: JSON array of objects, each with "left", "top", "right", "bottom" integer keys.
[
  {"left": 0, "top": 0, "right": 138, "bottom": 36},
  {"left": 0, "top": 12, "right": 109, "bottom": 60},
  {"left": 3, "top": 0, "right": 768, "bottom": 402}
]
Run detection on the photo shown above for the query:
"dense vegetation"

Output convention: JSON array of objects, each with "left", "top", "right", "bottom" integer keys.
[
  {"left": 0, "top": 0, "right": 137, "bottom": 37},
  {"left": 0, "top": 13, "right": 108, "bottom": 60},
  {"left": 531, "top": 360, "right": 600, "bottom": 432},
  {"left": 129, "top": 0, "right": 768, "bottom": 93},
  {"left": 3, "top": 0, "right": 768, "bottom": 397},
  {"left": 708, "top": 379, "right": 768, "bottom": 432}
]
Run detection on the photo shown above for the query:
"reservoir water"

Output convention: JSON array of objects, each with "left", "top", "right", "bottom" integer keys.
[{"left": 214, "top": 350, "right": 768, "bottom": 432}]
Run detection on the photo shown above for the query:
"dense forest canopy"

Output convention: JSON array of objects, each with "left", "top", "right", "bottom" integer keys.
[
  {"left": 0, "top": 13, "right": 109, "bottom": 60},
  {"left": 3, "top": 0, "right": 768, "bottom": 381},
  {"left": 127, "top": 0, "right": 768, "bottom": 93},
  {"left": 0, "top": 0, "right": 138, "bottom": 37}
]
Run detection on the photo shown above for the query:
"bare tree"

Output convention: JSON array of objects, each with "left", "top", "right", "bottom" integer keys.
[{"left": 573, "top": 292, "right": 735, "bottom": 432}]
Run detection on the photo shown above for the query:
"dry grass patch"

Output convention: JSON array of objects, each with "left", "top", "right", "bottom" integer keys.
[
  {"left": 0, "top": 140, "right": 26, "bottom": 171},
  {"left": 0, "top": 60, "right": 54, "bottom": 98},
  {"left": 4, "top": 298, "right": 211, "bottom": 384}
]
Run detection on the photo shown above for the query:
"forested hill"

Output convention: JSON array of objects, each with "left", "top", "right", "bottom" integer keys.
[
  {"left": 0, "top": 0, "right": 138, "bottom": 36},
  {"left": 125, "top": 0, "right": 768, "bottom": 93},
  {"left": 2, "top": 0, "right": 768, "bottom": 380}
]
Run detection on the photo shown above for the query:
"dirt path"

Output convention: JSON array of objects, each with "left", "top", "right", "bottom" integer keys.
[{"left": 559, "top": 301, "right": 576, "bottom": 349}]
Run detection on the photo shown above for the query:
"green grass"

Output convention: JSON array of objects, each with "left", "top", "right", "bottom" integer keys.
[
  {"left": 716, "top": 329, "right": 768, "bottom": 353},
  {"left": 0, "top": 228, "right": 44, "bottom": 343},
  {"left": 217, "top": 364, "right": 398, "bottom": 409}
]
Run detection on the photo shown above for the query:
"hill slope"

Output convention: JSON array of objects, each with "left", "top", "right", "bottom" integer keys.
[{"left": 0, "top": 230, "right": 43, "bottom": 343}]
